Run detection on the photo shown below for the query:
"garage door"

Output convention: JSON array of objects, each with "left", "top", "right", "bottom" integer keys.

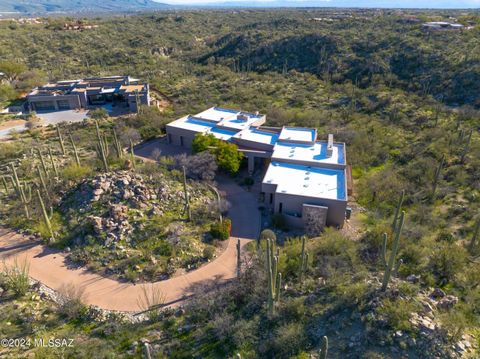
[{"left": 33, "top": 101, "right": 55, "bottom": 111}]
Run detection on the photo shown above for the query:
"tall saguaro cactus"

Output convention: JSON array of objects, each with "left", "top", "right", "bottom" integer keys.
[
  {"left": 182, "top": 166, "right": 191, "bottom": 221},
  {"left": 48, "top": 147, "right": 59, "bottom": 177},
  {"left": 10, "top": 164, "right": 32, "bottom": 218},
  {"left": 69, "top": 134, "right": 81, "bottom": 166},
  {"left": 300, "top": 236, "right": 309, "bottom": 283},
  {"left": 95, "top": 120, "right": 109, "bottom": 172},
  {"left": 319, "top": 336, "right": 328, "bottom": 359},
  {"left": 469, "top": 218, "right": 480, "bottom": 253},
  {"left": 130, "top": 139, "right": 136, "bottom": 170},
  {"left": 381, "top": 211, "right": 405, "bottom": 291},
  {"left": 36, "top": 189, "right": 55, "bottom": 241},
  {"left": 37, "top": 148, "right": 49, "bottom": 178},
  {"left": 112, "top": 128, "right": 123, "bottom": 158},
  {"left": 56, "top": 125, "right": 66, "bottom": 155},
  {"left": 460, "top": 129, "right": 473, "bottom": 164},
  {"left": 266, "top": 238, "right": 282, "bottom": 315},
  {"left": 431, "top": 155, "right": 445, "bottom": 200}
]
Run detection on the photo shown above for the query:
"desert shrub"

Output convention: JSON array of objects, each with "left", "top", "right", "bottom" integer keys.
[
  {"left": 270, "top": 322, "right": 307, "bottom": 358},
  {"left": 155, "top": 240, "right": 174, "bottom": 257},
  {"left": 259, "top": 229, "right": 276, "bottom": 242},
  {"left": 61, "top": 163, "right": 92, "bottom": 182},
  {"left": 429, "top": 243, "right": 467, "bottom": 284},
  {"left": 58, "top": 283, "right": 86, "bottom": 320},
  {"left": 210, "top": 218, "right": 231, "bottom": 240},
  {"left": 439, "top": 309, "right": 469, "bottom": 342},
  {"left": 377, "top": 298, "right": 421, "bottom": 333},
  {"left": 32, "top": 211, "right": 63, "bottom": 241},
  {"left": 203, "top": 245, "right": 216, "bottom": 260},
  {"left": 137, "top": 284, "right": 166, "bottom": 321},
  {"left": 1, "top": 258, "right": 30, "bottom": 297}
]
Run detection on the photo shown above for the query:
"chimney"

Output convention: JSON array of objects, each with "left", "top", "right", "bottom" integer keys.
[{"left": 327, "top": 134, "right": 334, "bottom": 157}]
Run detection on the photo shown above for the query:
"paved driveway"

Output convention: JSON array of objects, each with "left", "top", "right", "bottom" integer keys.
[{"left": 36, "top": 110, "right": 88, "bottom": 125}]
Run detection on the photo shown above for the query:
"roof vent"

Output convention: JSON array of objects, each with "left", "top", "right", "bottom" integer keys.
[
  {"left": 237, "top": 113, "right": 249, "bottom": 122},
  {"left": 327, "top": 134, "right": 334, "bottom": 157}
]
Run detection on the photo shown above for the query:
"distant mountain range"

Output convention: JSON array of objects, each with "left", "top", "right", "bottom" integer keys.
[
  {"left": 0, "top": 0, "right": 169, "bottom": 14},
  {"left": 0, "top": 0, "right": 478, "bottom": 14}
]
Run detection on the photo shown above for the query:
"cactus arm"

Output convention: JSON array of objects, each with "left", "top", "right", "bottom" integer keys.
[{"left": 275, "top": 272, "right": 281, "bottom": 302}]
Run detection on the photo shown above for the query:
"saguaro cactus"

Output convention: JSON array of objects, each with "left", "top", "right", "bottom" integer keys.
[
  {"left": 130, "top": 139, "right": 136, "bottom": 169},
  {"left": 266, "top": 238, "right": 282, "bottom": 315},
  {"left": 319, "top": 336, "right": 328, "bottom": 359},
  {"left": 95, "top": 121, "right": 109, "bottom": 172},
  {"left": 381, "top": 211, "right": 405, "bottom": 291},
  {"left": 469, "top": 218, "right": 480, "bottom": 253},
  {"left": 69, "top": 134, "right": 80, "bottom": 166},
  {"left": 36, "top": 189, "right": 55, "bottom": 241},
  {"left": 431, "top": 155, "right": 445, "bottom": 200},
  {"left": 56, "top": 125, "right": 66, "bottom": 155},
  {"left": 237, "top": 238, "right": 241, "bottom": 277},
  {"left": 112, "top": 128, "right": 123, "bottom": 158},
  {"left": 300, "top": 236, "right": 309, "bottom": 282},
  {"left": 392, "top": 190, "right": 405, "bottom": 232},
  {"left": 460, "top": 129, "right": 473, "bottom": 164},
  {"left": 37, "top": 166, "right": 49, "bottom": 198},
  {"left": 37, "top": 148, "right": 49, "bottom": 178},
  {"left": 48, "top": 147, "right": 59, "bottom": 177},
  {"left": 10, "top": 164, "right": 32, "bottom": 218},
  {"left": 182, "top": 166, "right": 191, "bottom": 221}
]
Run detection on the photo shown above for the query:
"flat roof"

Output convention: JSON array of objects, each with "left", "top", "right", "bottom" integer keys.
[
  {"left": 166, "top": 116, "right": 213, "bottom": 133},
  {"left": 263, "top": 161, "right": 346, "bottom": 200},
  {"left": 272, "top": 141, "right": 345, "bottom": 165},
  {"left": 194, "top": 106, "right": 263, "bottom": 123},
  {"left": 208, "top": 127, "right": 238, "bottom": 141},
  {"left": 234, "top": 127, "right": 279, "bottom": 145},
  {"left": 279, "top": 127, "right": 316, "bottom": 143}
]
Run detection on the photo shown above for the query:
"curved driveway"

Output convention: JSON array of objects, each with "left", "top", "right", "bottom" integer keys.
[{"left": 0, "top": 139, "right": 261, "bottom": 311}]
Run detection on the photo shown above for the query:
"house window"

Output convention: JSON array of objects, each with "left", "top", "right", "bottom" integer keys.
[
  {"left": 167, "top": 134, "right": 172, "bottom": 144},
  {"left": 279, "top": 202, "right": 283, "bottom": 213},
  {"left": 269, "top": 193, "right": 273, "bottom": 204},
  {"left": 180, "top": 136, "right": 184, "bottom": 147}
]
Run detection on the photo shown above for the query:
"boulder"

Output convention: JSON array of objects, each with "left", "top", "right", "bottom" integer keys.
[{"left": 437, "top": 295, "right": 458, "bottom": 310}]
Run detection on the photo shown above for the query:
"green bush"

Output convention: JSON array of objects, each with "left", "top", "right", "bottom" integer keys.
[
  {"left": 61, "top": 164, "right": 92, "bottom": 183},
  {"left": 210, "top": 218, "right": 231, "bottom": 240},
  {"left": 1, "top": 258, "right": 30, "bottom": 297},
  {"left": 203, "top": 245, "right": 216, "bottom": 260}
]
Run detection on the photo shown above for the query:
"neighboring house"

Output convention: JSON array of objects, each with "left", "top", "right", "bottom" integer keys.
[
  {"left": 166, "top": 107, "right": 351, "bottom": 234},
  {"left": 422, "top": 22, "right": 472, "bottom": 31},
  {"left": 26, "top": 76, "right": 150, "bottom": 112}
]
